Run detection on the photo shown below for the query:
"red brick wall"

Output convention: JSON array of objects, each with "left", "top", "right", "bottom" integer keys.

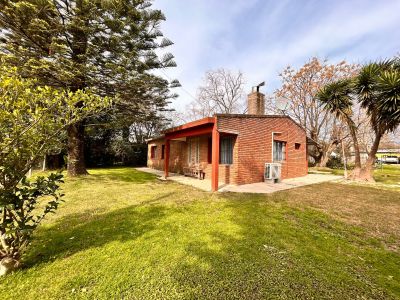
[
  {"left": 147, "top": 115, "right": 307, "bottom": 186},
  {"left": 147, "top": 139, "right": 186, "bottom": 173},
  {"left": 147, "top": 135, "right": 237, "bottom": 184},
  {"left": 217, "top": 115, "right": 307, "bottom": 185}
]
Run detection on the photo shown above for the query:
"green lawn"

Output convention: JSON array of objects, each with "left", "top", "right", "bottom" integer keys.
[
  {"left": 310, "top": 164, "right": 400, "bottom": 187},
  {"left": 1, "top": 168, "right": 399, "bottom": 299}
]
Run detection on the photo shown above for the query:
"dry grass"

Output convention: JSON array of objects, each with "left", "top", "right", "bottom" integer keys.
[{"left": 283, "top": 182, "right": 400, "bottom": 250}]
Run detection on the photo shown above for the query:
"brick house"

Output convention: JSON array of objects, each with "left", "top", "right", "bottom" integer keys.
[{"left": 147, "top": 89, "right": 308, "bottom": 191}]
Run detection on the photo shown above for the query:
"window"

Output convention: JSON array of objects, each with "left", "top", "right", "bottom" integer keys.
[
  {"left": 220, "top": 136, "right": 233, "bottom": 164},
  {"left": 273, "top": 141, "right": 286, "bottom": 161},
  {"left": 195, "top": 138, "right": 200, "bottom": 163},
  {"left": 188, "top": 139, "right": 191, "bottom": 163},
  {"left": 188, "top": 138, "right": 200, "bottom": 164},
  {"left": 161, "top": 145, "right": 165, "bottom": 159},
  {"left": 295, "top": 143, "right": 301, "bottom": 150},
  {"left": 150, "top": 146, "right": 157, "bottom": 159}
]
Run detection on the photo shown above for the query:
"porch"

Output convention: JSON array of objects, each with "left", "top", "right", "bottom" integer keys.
[
  {"left": 135, "top": 167, "right": 224, "bottom": 192},
  {"left": 136, "top": 167, "right": 342, "bottom": 193},
  {"left": 161, "top": 117, "right": 234, "bottom": 192}
]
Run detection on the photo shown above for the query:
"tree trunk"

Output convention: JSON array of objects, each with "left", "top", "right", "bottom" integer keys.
[
  {"left": 67, "top": 121, "right": 88, "bottom": 176},
  {"left": 347, "top": 119, "right": 362, "bottom": 179},
  {"left": 358, "top": 132, "right": 382, "bottom": 182},
  {"left": 318, "top": 152, "right": 330, "bottom": 167},
  {"left": 0, "top": 257, "right": 20, "bottom": 276},
  {"left": 316, "top": 141, "right": 337, "bottom": 167}
]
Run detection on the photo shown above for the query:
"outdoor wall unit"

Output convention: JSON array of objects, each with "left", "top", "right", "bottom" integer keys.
[{"left": 264, "top": 163, "right": 281, "bottom": 183}]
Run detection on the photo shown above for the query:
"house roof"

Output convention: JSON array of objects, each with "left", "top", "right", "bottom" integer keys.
[
  {"left": 215, "top": 114, "right": 306, "bottom": 132},
  {"left": 147, "top": 114, "right": 306, "bottom": 142},
  {"left": 162, "top": 117, "right": 215, "bottom": 134}
]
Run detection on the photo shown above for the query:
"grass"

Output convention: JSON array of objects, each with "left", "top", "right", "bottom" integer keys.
[
  {"left": 1, "top": 167, "right": 399, "bottom": 299},
  {"left": 310, "top": 164, "right": 400, "bottom": 187}
]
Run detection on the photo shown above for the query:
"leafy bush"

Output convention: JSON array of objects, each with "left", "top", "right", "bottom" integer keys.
[
  {"left": 0, "top": 173, "right": 64, "bottom": 275},
  {"left": 326, "top": 156, "right": 344, "bottom": 169},
  {"left": 0, "top": 64, "right": 110, "bottom": 274}
]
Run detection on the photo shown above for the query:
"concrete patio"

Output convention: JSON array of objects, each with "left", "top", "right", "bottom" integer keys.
[
  {"left": 136, "top": 167, "right": 342, "bottom": 193},
  {"left": 136, "top": 167, "right": 215, "bottom": 191}
]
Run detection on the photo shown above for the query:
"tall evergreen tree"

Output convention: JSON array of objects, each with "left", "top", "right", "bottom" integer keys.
[{"left": 0, "top": 0, "right": 178, "bottom": 175}]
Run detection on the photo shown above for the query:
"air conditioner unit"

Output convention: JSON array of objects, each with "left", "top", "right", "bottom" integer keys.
[{"left": 264, "top": 163, "right": 281, "bottom": 183}]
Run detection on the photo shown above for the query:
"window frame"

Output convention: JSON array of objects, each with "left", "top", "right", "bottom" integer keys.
[
  {"left": 188, "top": 137, "right": 200, "bottom": 164},
  {"left": 273, "top": 140, "right": 286, "bottom": 162},
  {"left": 161, "top": 144, "right": 165, "bottom": 159},
  {"left": 219, "top": 136, "right": 234, "bottom": 165},
  {"left": 150, "top": 145, "right": 157, "bottom": 159}
]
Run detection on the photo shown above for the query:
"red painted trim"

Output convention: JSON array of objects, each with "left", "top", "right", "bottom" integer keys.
[
  {"left": 211, "top": 122, "right": 220, "bottom": 192},
  {"left": 163, "top": 117, "right": 215, "bottom": 134},
  {"left": 164, "top": 139, "right": 170, "bottom": 178},
  {"left": 165, "top": 124, "right": 213, "bottom": 140}
]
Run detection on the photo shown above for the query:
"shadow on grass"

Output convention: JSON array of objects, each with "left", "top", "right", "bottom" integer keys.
[
  {"left": 171, "top": 193, "right": 398, "bottom": 299},
  {"left": 24, "top": 201, "right": 167, "bottom": 268},
  {"left": 69, "top": 168, "right": 158, "bottom": 184}
]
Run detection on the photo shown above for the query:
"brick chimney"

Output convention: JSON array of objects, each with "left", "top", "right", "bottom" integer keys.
[{"left": 247, "top": 89, "right": 265, "bottom": 115}]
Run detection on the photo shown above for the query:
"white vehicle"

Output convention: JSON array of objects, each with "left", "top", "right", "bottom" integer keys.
[{"left": 379, "top": 155, "right": 400, "bottom": 164}]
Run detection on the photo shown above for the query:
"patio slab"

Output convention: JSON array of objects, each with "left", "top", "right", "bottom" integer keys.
[
  {"left": 135, "top": 167, "right": 214, "bottom": 191},
  {"left": 136, "top": 167, "right": 342, "bottom": 194},
  {"left": 219, "top": 174, "right": 343, "bottom": 193}
]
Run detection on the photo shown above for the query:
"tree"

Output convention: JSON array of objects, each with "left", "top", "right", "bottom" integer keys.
[
  {"left": 355, "top": 60, "right": 400, "bottom": 180},
  {"left": 317, "top": 79, "right": 362, "bottom": 177},
  {"left": 0, "top": 0, "right": 177, "bottom": 175},
  {"left": 272, "top": 58, "right": 359, "bottom": 166},
  {"left": 185, "top": 68, "right": 245, "bottom": 121},
  {"left": 0, "top": 66, "right": 109, "bottom": 274},
  {"left": 317, "top": 59, "right": 400, "bottom": 181}
]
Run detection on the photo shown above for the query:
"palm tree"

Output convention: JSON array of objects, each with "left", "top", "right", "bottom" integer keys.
[
  {"left": 317, "top": 59, "right": 400, "bottom": 181},
  {"left": 317, "top": 79, "right": 362, "bottom": 177},
  {"left": 355, "top": 59, "right": 400, "bottom": 180}
]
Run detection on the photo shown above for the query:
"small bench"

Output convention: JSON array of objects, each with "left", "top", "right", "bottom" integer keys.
[{"left": 183, "top": 166, "right": 205, "bottom": 180}]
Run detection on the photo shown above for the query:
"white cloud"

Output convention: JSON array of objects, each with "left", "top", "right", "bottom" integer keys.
[{"left": 154, "top": 0, "right": 400, "bottom": 111}]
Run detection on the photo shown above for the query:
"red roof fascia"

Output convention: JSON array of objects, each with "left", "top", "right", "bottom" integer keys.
[
  {"left": 162, "top": 117, "right": 215, "bottom": 134},
  {"left": 165, "top": 124, "right": 214, "bottom": 140}
]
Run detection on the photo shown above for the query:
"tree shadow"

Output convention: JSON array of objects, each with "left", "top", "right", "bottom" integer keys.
[
  {"left": 170, "top": 193, "right": 395, "bottom": 299},
  {"left": 69, "top": 168, "right": 158, "bottom": 184},
  {"left": 23, "top": 200, "right": 168, "bottom": 268}
]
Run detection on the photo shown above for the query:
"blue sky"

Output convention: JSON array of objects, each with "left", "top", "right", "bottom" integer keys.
[{"left": 154, "top": 0, "right": 400, "bottom": 111}]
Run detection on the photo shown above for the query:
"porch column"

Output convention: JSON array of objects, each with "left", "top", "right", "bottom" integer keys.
[
  {"left": 211, "top": 124, "right": 220, "bottom": 192},
  {"left": 164, "top": 138, "right": 170, "bottom": 178}
]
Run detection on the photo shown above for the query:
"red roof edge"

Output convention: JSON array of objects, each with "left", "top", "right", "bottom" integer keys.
[{"left": 162, "top": 117, "right": 215, "bottom": 134}]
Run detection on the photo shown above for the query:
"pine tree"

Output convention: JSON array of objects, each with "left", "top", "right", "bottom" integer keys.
[{"left": 0, "top": 0, "right": 178, "bottom": 175}]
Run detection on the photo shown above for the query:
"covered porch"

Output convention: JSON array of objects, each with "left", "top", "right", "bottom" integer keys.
[
  {"left": 135, "top": 167, "right": 221, "bottom": 192},
  {"left": 136, "top": 167, "right": 342, "bottom": 193},
  {"left": 163, "top": 117, "right": 223, "bottom": 192}
]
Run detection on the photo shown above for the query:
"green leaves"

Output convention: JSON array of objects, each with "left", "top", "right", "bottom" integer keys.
[
  {"left": 0, "top": 0, "right": 177, "bottom": 118},
  {"left": 356, "top": 59, "right": 400, "bottom": 132},
  {"left": 0, "top": 172, "right": 64, "bottom": 260},
  {"left": 0, "top": 64, "right": 110, "bottom": 264},
  {"left": 318, "top": 58, "right": 400, "bottom": 134},
  {"left": 317, "top": 79, "right": 354, "bottom": 120}
]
